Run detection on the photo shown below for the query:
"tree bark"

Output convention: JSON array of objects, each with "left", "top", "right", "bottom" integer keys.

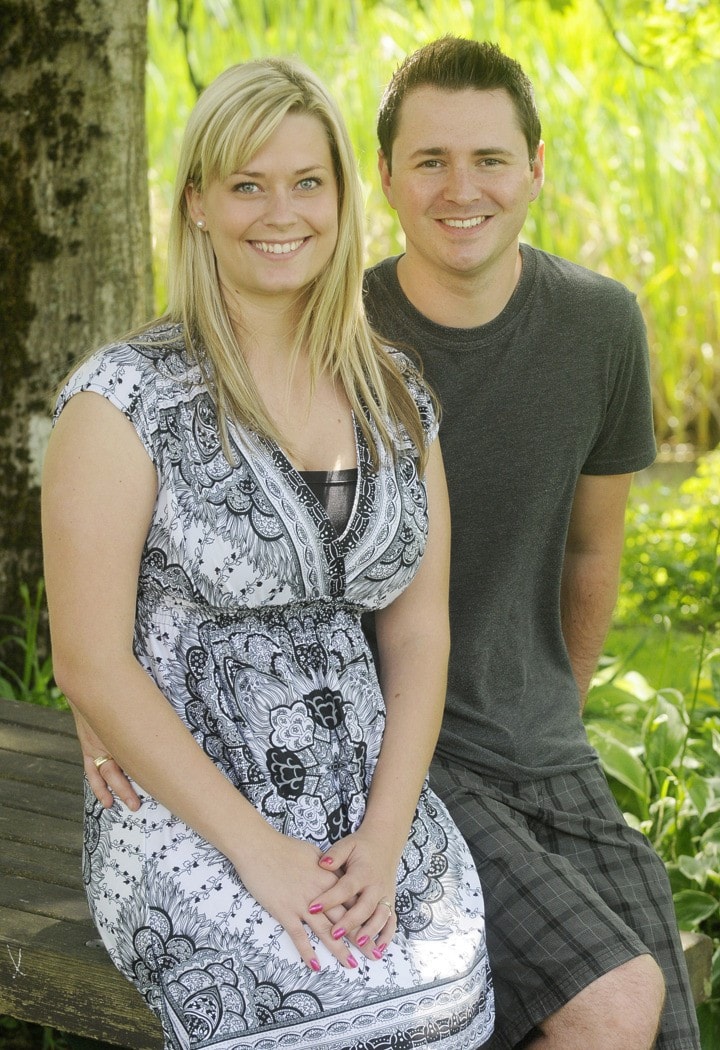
[{"left": 0, "top": 0, "right": 152, "bottom": 673}]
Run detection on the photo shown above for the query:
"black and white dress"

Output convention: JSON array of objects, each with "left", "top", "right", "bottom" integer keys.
[{"left": 56, "top": 324, "right": 493, "bottom": 1050}]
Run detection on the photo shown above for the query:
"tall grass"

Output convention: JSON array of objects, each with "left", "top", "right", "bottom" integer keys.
[{"left": 146, "top": 0, "right": 720, "bottom": 451}]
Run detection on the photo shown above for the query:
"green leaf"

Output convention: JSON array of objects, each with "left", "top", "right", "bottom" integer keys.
[
  {"left": 586, "top": 727, "right": 650, "bottom": 804},
  {"left": 0, "top": 675, "right": 19, "bottom": 700},
  {"left": 615, "top": 670, "right": 656, "bottom": 701},
  {"left": 686, "top": 774, "right": 715, "bottom": 821},
  {"left": 701, "top": 822, "right": 720, "bottom": 847},
  {"left": 672, "top": 889, "right": 719, "bottom": 929},
  {"left": 643, "top": 694, "right": 687, "bottom": 771},
  {"left": 677, "top": 854, "right": 711, "bottom": 887}
]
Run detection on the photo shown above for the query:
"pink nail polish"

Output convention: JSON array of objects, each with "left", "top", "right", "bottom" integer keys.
[
  {"left": 332, "top": 927, "right": 346, "bottom": 940},
  {"left": 309, "top": 903, "right": 324, "bottom": 914},
  {"left": 372, "top": 947, "right": 383, "bottom": 959},
  {"left": 347, "top": 954, "right": 358, "bottom": 968},
  {"left": 319, "top": 855, "right": 334, "bottom": 865},
  {"left": 356, "top": 935, "right": 369, "bottom": 947},
  {"left": 376, "top": 943, "right": 387, "bottom": 953},
  {"left": 309, "top": 958, "right": 321, "bottom": 972}
]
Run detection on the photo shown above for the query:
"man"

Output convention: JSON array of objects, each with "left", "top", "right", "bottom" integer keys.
[{"left": 362, "top": 35, "right": 699, "bottom": 1050}]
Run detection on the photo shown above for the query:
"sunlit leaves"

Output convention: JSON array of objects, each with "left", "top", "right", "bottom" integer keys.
[{"left": 618, "top": 451, "right": 720, "bottom": 629}]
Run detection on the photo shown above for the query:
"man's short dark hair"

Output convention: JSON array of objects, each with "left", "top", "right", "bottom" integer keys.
[{"left": 377, "top": 36, "right": 542, "bottom": 170}]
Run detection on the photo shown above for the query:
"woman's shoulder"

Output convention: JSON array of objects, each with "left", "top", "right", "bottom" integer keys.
[
  {"left": 382, "top": 343, "right": 439, "bottom": 445},
  {"left": 58, "top": 322, "right": 192, "bottom": 408}
]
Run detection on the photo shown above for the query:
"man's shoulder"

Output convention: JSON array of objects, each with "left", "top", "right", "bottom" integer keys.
[
  {"left": 525, "top": 245, "right": 637, "bottom": 309},
  {"left": 364, "top": 255, "right": 399, "bottom": 289}
]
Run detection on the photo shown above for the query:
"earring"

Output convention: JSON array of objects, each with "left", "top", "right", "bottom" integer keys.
[{"left": 196, "top": 220, "right": 206, "bottom": 229}]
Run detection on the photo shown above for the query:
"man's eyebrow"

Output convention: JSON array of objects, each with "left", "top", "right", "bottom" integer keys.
[{"left": 408, "top": 146, "right": 515, "bottom": 159}]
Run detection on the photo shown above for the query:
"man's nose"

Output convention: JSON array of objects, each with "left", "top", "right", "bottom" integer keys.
[{"left": 443, "top": 166, "right": 482, "bottom": 205}]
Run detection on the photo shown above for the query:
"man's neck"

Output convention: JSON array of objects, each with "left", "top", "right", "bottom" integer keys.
[{"left": 395, "top": 248, "right": 523, "bottom": 329}]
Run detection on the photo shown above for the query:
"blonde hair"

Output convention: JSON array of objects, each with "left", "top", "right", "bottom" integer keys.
[{"left": 166, "top": 56, "right": 430, "bottom": 472}]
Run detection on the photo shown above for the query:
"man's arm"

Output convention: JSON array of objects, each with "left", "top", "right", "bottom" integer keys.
[{"left": 560, "top": 472, "right": 634, "bottom": 707}]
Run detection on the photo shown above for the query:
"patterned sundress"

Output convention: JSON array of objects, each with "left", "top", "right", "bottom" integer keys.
[{"left": 56, "top": 323, "right": 493, "bottom": 1050}]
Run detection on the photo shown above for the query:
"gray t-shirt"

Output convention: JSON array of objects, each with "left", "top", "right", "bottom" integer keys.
[{"left": 364, "top": 245, "right": 657, "bottom": 778}]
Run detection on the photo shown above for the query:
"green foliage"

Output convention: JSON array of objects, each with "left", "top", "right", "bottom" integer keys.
[
  {"left": 618, "top": 451, "right": 720, "bottom": 629},
  {"left": 530, "top": 0, "right": 720, "bottom": 67},
  {"left": 586, "top": 645, "right": 720, "bottom": 1042},
  {"left": 144, "top": 0, "right": 720, "bottom": 451},
  {"left": 0, "top": 582, "right": 66, "bottom": 708}
]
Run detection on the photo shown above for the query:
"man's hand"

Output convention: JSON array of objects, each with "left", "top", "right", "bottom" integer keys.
[{"left": 70, "top": 703, "right": 142, "bottom": 811}]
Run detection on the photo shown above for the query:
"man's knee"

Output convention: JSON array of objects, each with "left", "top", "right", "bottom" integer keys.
[{"left": 537, "top": 954, "right": 665, "bottom": 1049}]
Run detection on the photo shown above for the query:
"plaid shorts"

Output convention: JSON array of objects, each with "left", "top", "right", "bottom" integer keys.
[{"left": 430, "top": 756, "right": 700, "bottom": 1050}]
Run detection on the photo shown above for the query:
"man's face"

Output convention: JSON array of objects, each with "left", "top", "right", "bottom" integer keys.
[{"left": 379, "top": 86, "right": 544, "bottom": 287}]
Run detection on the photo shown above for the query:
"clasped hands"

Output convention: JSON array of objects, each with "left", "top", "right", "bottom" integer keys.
[{"left": 241, "top": 825, "right": 398, "bottom": 973}]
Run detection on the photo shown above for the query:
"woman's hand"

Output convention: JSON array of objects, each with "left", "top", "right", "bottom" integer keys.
[
  {"left": 70, "top": 703, "right": 142, "bottom": 811},
  {"left": 234, "top": 828, "right": 366, "bottom": 971},
  {"left": 309, "top": 829, "right": 399, "bottom": 956}
]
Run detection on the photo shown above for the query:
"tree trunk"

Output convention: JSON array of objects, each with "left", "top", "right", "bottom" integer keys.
[{"left": 0, "top": 0, "right": 152, "bottom": 676}]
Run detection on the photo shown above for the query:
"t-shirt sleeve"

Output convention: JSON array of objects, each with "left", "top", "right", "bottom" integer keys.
[
  {"left": 582, "top": 296, "right": 657, "bottom": 475},
  {"left": 54, "top": 343, "right": 159, "bottom": 466}
]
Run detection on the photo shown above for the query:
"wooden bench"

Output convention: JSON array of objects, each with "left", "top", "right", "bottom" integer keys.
[
  {"left": 0, "top": 695, "right": 713, "bottom": 1048},
  {"left": 0, "top": 696, "right": 162, "bottom": 1048}
]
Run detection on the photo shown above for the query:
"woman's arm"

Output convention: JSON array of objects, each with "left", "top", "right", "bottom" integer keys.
[
  {"left": 310, "top": 439, "right": 451, "bottom": 944},
  {"left": 42, "top": 391, "right": 357, "bottom": 970}
]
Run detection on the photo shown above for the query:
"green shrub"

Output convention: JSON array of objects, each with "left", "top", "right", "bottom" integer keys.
[
  {"left": 618, "top": 450, "right": 720, "bottom": 629},
  {"left": 0, "top": 582, "right": 66, "bottom": 708}
]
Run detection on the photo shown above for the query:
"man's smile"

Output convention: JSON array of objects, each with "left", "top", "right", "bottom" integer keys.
[{"left": 440, "top": 216, "right": 490, "bottom": 229}]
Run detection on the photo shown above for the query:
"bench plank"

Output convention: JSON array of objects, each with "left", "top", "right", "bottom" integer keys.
[
  {"left": 0, "top": 775, "right": 80, "bottom": 817},
  {"left": 0, "top": 720, "right": 81, "bottom": 763},
  {"left": 0, "top": 905, "right": 162, "bottom": 1049},
  {"left": 0, "top": 838, "right": 83, "bottom": 887},
  {"left": 0, "top": 802, "right": 82, "bottom": 852},
  {"left": 0, "top": 749, "right": 82, "bottom": 793}
]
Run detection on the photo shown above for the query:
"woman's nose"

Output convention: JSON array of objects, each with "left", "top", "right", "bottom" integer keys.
[{"left": 263, "top": 190, "right": 296, "bottom": 227}]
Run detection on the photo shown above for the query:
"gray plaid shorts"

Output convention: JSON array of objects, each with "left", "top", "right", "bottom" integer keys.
[{"left": 430, "top": 756, "right": 700, "bottom": 1050}]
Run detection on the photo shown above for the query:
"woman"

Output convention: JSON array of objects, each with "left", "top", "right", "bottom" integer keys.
[{"left": 42, "top": 57, "right": 493, "bottom": 1049}]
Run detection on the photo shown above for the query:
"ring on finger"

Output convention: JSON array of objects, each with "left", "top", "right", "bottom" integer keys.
[
  {"left": 94, "top": 755, "right": 112, "bottom": 769},
  {"left": 378, "top": 898, "right": 395, "bottom": 916}
]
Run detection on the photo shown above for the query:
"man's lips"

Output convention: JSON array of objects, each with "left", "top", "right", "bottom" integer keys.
[{"left": 439, "top": 216, "right": 491, "bottom": 229}]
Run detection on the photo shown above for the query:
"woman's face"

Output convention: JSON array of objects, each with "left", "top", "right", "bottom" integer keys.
[{"left": 187, "top": 112, "right": 339, "bottom": 310}]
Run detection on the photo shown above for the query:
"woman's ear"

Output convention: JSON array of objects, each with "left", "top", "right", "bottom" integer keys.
[{"left": 185, "top": 182, "right": 206, "bottom": 226}]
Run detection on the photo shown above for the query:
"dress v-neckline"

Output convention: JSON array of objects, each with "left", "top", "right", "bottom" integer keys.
[{"left": 249, "top": 412, "right": 367, "bottom": 544}]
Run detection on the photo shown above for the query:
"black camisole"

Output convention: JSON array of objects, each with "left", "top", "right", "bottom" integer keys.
[{"left": 299, "top": 468, "right": 358, "bottom": 535}]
